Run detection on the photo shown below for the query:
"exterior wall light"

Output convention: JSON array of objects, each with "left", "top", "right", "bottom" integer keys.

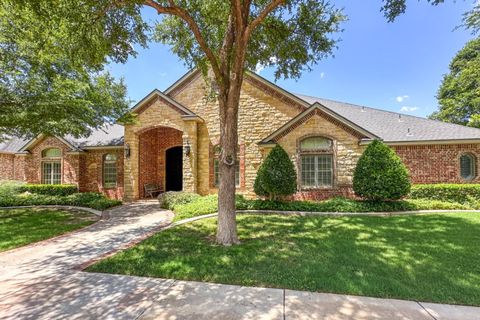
[
  {"left": 124, "top": 143, "right": 131, "bottom": 158},
  {"left": 184, "top": 140, "right": 191, "bottom": 156}
]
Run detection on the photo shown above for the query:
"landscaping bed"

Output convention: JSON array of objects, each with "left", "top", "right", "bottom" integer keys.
[
  {"left": 0, "top": 208, "right": 99, "bottom": 251},
  {"left": 87, "top": 212, "right": 480, "bottom": 306},
  {"left": 0, "top": 181, "right": 121, "bottom": 210}
]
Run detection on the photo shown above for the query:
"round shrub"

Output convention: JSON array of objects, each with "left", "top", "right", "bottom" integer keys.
[
  {"left": 353, "top": 140, "right": 411, "bottom": 201},
  {"left": 254, "top": 145, "right": 297, "bottom": 200}
]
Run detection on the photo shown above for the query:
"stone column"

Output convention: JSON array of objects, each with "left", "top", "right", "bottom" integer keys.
[
  {"left": 182, "top": 116, "right": 201, "bottom": 193},
  {"left": 123, "top": 126, "right": 139, "bottom": 201}
]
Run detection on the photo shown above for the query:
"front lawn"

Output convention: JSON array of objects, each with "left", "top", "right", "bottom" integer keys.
[
  {"left": 0, "top": 208, "right": 99, "bottom": 251},
  {"left": 88, "top": 212, "right": 480, "bottom": 306}
]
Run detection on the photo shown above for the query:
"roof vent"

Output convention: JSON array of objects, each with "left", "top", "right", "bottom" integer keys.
[
  {"left": 398, "top": 114, "right": 403, "bottom": 122},
  {"left": 406, "top": 128, "right": 413, "bottom": 136},
  {"left": 361, "top": 106, "right": 366, "bottom": 112}
]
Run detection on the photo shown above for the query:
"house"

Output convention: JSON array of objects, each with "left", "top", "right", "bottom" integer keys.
[{"left": 2, "top": 69, "right": 480, "bottom": 201}]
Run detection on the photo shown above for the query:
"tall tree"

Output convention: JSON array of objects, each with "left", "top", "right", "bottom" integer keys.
[
  {"left": 1, "top": 0, "right": 470, "bottom": 245},
  {"left": 431, "top": 37, "right": 480, "bottom": 127}
]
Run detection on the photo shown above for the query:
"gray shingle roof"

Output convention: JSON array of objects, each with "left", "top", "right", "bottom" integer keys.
[
  {"left": 296, "top": 94, "right": 480, "bottom": 142},
  {"left": 0, "top": 124, "right": 124, "bottom": 153}
]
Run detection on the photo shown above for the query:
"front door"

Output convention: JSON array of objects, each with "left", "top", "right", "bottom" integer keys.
[{"left": 165, "top": 146, "right": 183, "bottom": 191}]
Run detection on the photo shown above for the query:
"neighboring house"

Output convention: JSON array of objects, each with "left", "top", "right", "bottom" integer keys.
[{"left": 2, "top": 69, "right": 480, "bottom": 200}]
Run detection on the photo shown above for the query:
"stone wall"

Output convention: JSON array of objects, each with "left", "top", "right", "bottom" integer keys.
[{"left": 277, "top": 113, "right": 365, "bottom": 200}]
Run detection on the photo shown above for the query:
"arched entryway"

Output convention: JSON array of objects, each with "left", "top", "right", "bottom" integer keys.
[
  {"left": 138, "top": 126, "right": 183, "bottom": 198},
  {"left": 165, "top": 146, "right": 183, "bottom": 191}
]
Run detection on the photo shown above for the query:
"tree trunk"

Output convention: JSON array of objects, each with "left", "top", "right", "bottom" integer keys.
[{"left": 216, "top": 76, "right": 242, "bottom": 245}]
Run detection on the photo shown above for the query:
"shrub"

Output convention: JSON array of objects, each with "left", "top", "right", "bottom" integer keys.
[
  {"left": 0, "top": 180, "right": 24, "bottom": 196},
  {"left": 353, "top": 140, "right": 411, "bottom": 201},
  {"left": 409, "top": 184, "right": 480, "bottom": 203},
  {"left": 158, "top": 191, "right": 201, "bottom": 209},
  {"left": 18, "top": 184, "right": 78, "bottom": 196},
  {"left": 254, "top": 145, "right": 297, "bottom": 200}
]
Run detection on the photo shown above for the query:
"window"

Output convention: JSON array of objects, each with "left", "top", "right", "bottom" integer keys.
[
  {"left": 213, "top": 146, "right": 240, "bottom": 187},
  {"left": 103, "top": 154, "right": 118, "bottom": 188},
  {"left": 299, "top": 136, "right": 334, "bottom": 187},
  {"left": 460, "top": 153, "right": 476, "bottom": 180},
  {"left": 41, "top": 148, "right": 61, "bottom": 184}
]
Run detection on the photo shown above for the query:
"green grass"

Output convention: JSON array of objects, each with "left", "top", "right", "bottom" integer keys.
[
  {"left": 0, "top": 208, "right": 98, "bottom": 251},
  {"left": 88, "top": 212, "right": 480, "bottom": 306}
]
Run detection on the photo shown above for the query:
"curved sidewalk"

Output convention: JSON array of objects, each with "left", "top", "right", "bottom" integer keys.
[{"left": 0, "top": 203, "right": 479, "bottom": 319}]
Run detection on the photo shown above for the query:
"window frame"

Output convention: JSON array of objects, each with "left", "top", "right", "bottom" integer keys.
[
  {"left": 41, "top": 148, "right": 62, "bottom": 185},
  {"left": 298, "top": 136, "right": 335, "bottom": 189},
  {"left": 103, "top": 153, "right": 118, "bottom": 189},
  {"left": 459, "top": 153, "right": 476, "bottom": 181}
]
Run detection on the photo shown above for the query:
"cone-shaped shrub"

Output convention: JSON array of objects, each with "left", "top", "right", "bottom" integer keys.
[
  {"left": 353, "top": 140, "right": 411, "bottom": 201},
  {"left": 254, "top": 145, "right": 297, "bottom": 200}
]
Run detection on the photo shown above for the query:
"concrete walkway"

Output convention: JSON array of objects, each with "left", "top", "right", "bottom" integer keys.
[{"left": 1, "top": 202, "right": 479, "bottom": 320}]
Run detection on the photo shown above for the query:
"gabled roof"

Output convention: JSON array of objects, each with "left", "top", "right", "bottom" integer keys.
[
  {"left": 130, "top": 89, "right": 198, "bottom": 117},
  {"left": 260, "top": 103, "right": 380, "bottom": 144},
  {"left": 298, "top": 94, "right": 480, "bottom": 144}
]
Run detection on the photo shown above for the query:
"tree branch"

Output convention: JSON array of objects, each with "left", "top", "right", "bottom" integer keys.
[
  {"left": 245, "top": 0, "right": 285, "bottom": 39},
  {"left": 144, "top": 0, "right": 222, "bottom": 80}
]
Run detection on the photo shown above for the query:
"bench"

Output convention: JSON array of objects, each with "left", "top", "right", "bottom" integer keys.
[{"left": 144, "top": 183, "right": 162, "bottom": 198}]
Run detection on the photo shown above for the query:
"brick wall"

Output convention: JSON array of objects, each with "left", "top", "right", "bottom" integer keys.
[
  {"left": 79, "top": 148, "right": 125, "bottom": 199},
  {"left": 138, "top": 127, "right": 183, "bottom": 198},
  {"left": 393, "top": 144, "right": 480, "bottom": 184},
  {"left": 0, "top": 154, "right": 14, "bottom": 180}
]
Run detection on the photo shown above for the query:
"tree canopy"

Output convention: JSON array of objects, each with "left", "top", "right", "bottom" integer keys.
[{"left": 431, "top": 37, "right": 480, "bottom": 127}]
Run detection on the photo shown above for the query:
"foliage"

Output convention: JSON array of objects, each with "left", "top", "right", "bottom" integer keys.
[
  {"left": 430, "top": 38, "right": 480, "bottom": 127},
  {"left": 17, "top": 184, "right": 78, "bottom": 196},
  {"left": 88, "top": 212, "right": 480, "bottom": 306},
  {"left": 0, "top": 190, "right": 121, "bottom": 211},
  {"left": 353, "top": 140, "right": 411, "bottom": 201},
  {"left": 254, "top": 145, "right": 297, "bottom": 200},
  {"left": 0, "top": 1, "right": 141, "bottom": 138},
  {"left": 158, "top": 191, "right": 201, "bottom": 210},
  {"left": 409, "top": 183, "right": 480, "bottom": 203},
  {"left": 0, "top": 208, "right": 98, "bottom": 251}
]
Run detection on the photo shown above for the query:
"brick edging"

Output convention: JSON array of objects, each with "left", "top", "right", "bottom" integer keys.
[{"left": 236, "top": 209, "right": 480, "bottom": 216}]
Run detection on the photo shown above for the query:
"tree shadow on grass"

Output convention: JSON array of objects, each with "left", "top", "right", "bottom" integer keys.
[{"left": 88, "top": 213, "right": 480, "bottom": 306}]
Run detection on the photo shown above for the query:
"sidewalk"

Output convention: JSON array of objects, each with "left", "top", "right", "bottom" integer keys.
[{"left": 0, "top": 201, "right": 479, "bottom": 319}]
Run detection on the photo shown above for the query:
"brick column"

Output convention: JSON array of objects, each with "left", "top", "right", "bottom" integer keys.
[
  {"left": 123, "top": 127, "right": 139, "bottom": 201},
  {"left": 13, "top": 153, "right": 30, "bottom": 181}
]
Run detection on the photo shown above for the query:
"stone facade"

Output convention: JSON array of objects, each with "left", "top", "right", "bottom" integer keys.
[{"left": 3, "top": 71, "right": 480, "bottom": 201}]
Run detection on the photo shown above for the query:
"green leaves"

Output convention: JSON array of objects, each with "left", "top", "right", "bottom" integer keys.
[
  {"left": 353, "top": 140, "right": 411, "bottom": 201},
  {"left": 254, "top": 145, "right": 297, "bottom": 200},
  {"left": 431, "top": 38, "right": 480, "bottom": 127}
]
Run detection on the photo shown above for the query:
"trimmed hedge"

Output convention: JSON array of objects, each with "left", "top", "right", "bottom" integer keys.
[
  {"left": 18, "top": 184, "right": 78, "bottom": 196},
  {"left": 0, "top": 192, "right": 121, "bottom": 211},
  {"left": 158, "top": 191, "right": 201, "bottom": 210},
  {"left": 409, "top": 184, "right": 480, "bottom": 203},
  {"left": 353, "top": 140, "right": 410, "bottom": 200}
]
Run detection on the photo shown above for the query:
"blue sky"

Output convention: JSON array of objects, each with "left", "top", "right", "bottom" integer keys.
[{"left": 108, "top": 0, "right": 477, "bottom": 118}]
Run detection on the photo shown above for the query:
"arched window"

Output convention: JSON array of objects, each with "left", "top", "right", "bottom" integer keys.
[
  {"left": 103, "top": 154, "right": 118, "bottom": 188},
  {"left": 41, "top": 148, "right": 61, "bottom": 184},
  {"left": 299, "top": 137, "right": 333, "bottom": 187},
  {"left": 213, "top": 145, "right": 240, "bottom": 187},
  {"left": 460, "top": 153, "right": 476, "bottom": 180}
]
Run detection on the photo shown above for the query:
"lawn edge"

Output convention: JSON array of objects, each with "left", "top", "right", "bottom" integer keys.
[{"left": 0, "top": 205, "right": 103, "bottom": 216}]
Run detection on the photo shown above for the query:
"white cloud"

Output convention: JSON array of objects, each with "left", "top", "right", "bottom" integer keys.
[
  {"left": 400, "top": 106, "right": 418, "bottom": 112},
  {"left": 255, "top": 63, "right": 265, "bottom": 74},
  {"left": 396, "top": 95, "right": 409, "bottom": 103},
  {"left": 320, "top": 72, "right": 325, "bottom": 79}
]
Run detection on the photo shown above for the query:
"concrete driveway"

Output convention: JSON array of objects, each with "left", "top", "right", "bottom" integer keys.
[{"left": 0, "top": 201, "right": 479, "bottom": 320}]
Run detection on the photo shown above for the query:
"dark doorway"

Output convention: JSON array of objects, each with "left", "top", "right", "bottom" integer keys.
[{"left": 165, "top": 146, "right": 183, "bottom": 191}]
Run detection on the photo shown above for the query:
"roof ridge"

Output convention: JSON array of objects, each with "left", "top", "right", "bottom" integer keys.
[{"left": 295, "top": 93, "right": 480, "bottom": 133}]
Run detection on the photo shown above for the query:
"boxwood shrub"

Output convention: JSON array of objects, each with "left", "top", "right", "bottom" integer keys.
[
  {"left": 158, "top": 191, "right": 201, "bottom": 210},
  {"left": 18, "top": 184, "right": 78, "bottom": 196},
  {"left": 409, "top": 184, "right": 480, "bottom": 203}
]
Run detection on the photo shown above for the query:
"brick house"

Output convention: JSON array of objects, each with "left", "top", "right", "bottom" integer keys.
[{"left": 2, "top": 69, "right": 480, "bottom": 201}]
